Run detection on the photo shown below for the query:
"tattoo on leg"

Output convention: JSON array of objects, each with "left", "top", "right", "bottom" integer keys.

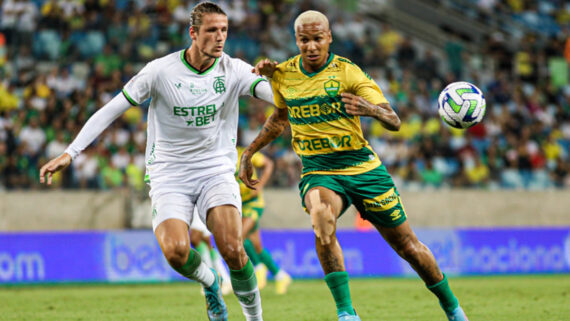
[{"left": 316, "top": 238, "right": 345, "bottom": 274}]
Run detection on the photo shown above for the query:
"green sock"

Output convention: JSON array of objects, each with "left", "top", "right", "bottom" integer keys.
[
  {"left": 230, "top": 259, "right": 261, "bottom": 316},
  {"left": 243, "top": 239, "right": 261, "bottom": 265},
  {"left": 196, "top": 242, "right": 209, "bottom": 257},
  {"left": 427, "top": 274, "right": 459, "bottom": 313},
  {"left": 195, "top": 241, "right": 213, "bottom": 267},
  {"left": 259, "top": 249, "right": 280, "bottom": 275},
  {"left": 210, "top": 247, "right": 219, "bottom": 261},
  {"left": 230, "top": 259, "right": 257, "bottom": 291},
  {"left": 324, "top": 271, "right": 355, "bottom": 316},
  {"left": 171, "top": 249, "right": 202, "bottom": 278}
]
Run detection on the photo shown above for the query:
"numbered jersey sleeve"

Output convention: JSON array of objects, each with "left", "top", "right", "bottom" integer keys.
[
  {"left": 347, "top": 64, "right": 389, "bottom": 105},
  {"left": 122, "top": 61, "right": 157, "bottom": 106},
  {"left": 232, "top": 57, "right": 268, "bottom": 98}
]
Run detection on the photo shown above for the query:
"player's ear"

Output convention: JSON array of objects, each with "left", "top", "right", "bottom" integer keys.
[
  {"left": 189, "top": 26, "right": 197, "bottom": 41},
  {"left": 327, "top": 29, "right": 332, "bottom": 44}
]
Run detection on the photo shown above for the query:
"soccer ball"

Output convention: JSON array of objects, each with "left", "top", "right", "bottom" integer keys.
[{"left": 437, "top": 81, "right": 486, "bottom": 129}]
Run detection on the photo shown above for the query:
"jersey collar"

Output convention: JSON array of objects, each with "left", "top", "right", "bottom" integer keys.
[
  {"left": 299, "top": 53, "right": 335, "bottom": 78},
  {"left": 180, "top": 49, "right": 219, "bottom": 75}
]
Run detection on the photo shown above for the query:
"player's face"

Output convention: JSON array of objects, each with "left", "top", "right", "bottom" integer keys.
[
  {"left": 295, "top": 22, "right": 332, "bottom": 71},
  {"left": 190, "top": 13, "right": 228, "bottom": 58}
]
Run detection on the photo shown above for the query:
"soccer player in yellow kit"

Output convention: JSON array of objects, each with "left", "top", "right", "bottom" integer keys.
[
  {"left": 236, "top": 146, "right": 292, "bottom": 294},
  {"left": 239, "top": 10, "right": 468, "bottom": 321}
]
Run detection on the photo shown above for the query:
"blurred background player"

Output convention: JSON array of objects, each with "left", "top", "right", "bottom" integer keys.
[
  {"left": 190, "top": 208, "right": 233, "bottom": 296},
  {"left": 236, "top": 140, "right": 292, "bottom": 294},
  {"left": 242, "top": 10, "right": 468, "bottom": 321}
]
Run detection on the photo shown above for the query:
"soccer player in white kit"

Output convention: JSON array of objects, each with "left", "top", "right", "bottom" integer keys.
[{"left": 40, "top": 2, "right": 269, "bottom": 321}]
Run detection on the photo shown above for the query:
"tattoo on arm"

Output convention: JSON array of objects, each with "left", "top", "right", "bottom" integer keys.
[
  {"left": 373, "top": 103, "right": 401, "bottom": 131},
  {"left": 245, "top": 109, "right": 288, "bottom": 155}
]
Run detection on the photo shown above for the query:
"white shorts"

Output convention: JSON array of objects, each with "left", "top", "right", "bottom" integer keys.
[
  {"left": 151, "top": 172, "right": 242, "bottom": 232},
  {"left": 190, "top": 207, "right": 211, "bottom": 236}
]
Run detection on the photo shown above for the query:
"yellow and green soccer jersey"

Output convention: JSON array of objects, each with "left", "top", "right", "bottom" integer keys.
[
  {"left": 271, "top": 53, "right": 388, "bottom": 176},
  {"left": 236, "top": 146, "right": 265, "bottom": 205}
]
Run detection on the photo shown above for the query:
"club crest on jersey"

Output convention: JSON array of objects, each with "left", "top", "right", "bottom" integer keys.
[
  {"left": 213, "top": 76, "right": 226, "bottom": 94},
  {"left": 324, "top": 79, "right": 340, "bottom": 97}
]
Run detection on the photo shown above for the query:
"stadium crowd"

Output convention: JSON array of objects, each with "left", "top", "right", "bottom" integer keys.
[{"left": 0, "top": 0, "right": 568, "bottom": 191}]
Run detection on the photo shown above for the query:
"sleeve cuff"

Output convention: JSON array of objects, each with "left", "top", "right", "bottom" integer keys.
[
  {"left": 250, "top": 78, "right": 268, "bottom": 98},
  {"left": 122, "top": 89, "right": 140, "bottom": 106},
  {"left": 64, "top": 147, "right": 80, "bottom": 160}
]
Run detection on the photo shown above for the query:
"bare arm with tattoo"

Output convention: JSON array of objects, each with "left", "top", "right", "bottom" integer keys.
[
  {"left": 341, "top": 92, "right": 401, "bottom": 131},
  {"left": 239, "top": 107, "right": 289, "bottom": 189}
]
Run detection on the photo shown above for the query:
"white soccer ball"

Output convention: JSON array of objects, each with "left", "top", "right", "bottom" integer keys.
[{"left": 437, "top": 81, "right": 486, "bottom": 129}]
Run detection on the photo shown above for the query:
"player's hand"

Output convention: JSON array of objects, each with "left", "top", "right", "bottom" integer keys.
[
  {"left": 341, "top": 92, "right": 377, "bottom": 117},
  {"left": 39, "top": 153, "right": 72, "bottom": 185},
  {"left": 238, "top": 151, "right": 259, "bottom": 189},
  {"left": 252, "top": 58, "right": 278, "bottom": 78}
]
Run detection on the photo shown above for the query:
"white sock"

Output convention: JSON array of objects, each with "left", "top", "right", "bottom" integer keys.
[
  {"left": 275, "top": 270, "right": 287, "bottom": 281},
  {"left": 196, "top": 243, "right": 213, "bottom": 268},
  {"left": 234, "top": 287, "right": 263, "bottom": 321},
  {"left": 191, "top": 262, "right": 215, "bottom": 288},
  {"left": 212, "top": 250, "right": 231, "bottom": 283},
  {"left": 231, "top": 261, "right": 263, "bottom": 320}
]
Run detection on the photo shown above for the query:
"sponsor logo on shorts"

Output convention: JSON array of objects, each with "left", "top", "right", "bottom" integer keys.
[
  {"left": 390, "top": 209, "right": 402, "bottom": 221},
  {"left": 363, "top": 188, "right": 398, "bottom": 212}
]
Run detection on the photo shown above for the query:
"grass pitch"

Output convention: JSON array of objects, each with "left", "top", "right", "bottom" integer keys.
[{"left": 1, "top": 275, "right": 568, "bottom": 320}]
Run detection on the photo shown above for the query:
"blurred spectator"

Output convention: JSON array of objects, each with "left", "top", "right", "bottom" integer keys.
[{"left": 0, "top": 0, "right": 565, "bottom": 192}]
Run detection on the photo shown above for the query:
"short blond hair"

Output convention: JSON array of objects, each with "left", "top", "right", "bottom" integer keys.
[{"left": 294, "top": 10, "right": 329, "bottom": 33}]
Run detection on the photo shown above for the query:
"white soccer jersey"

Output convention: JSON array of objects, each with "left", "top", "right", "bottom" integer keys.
[{"left": 122, "top": 50, "right": 266, "bottom": 195}]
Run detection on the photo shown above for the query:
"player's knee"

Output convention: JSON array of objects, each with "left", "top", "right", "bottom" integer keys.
[
  {"left": 397, "top": 239, "right": 421, "bottom": 262},
  {"left": 162, "top": 241, "right": 190, "bottom": 268},
  {"left": 218, "top": 240, "right": 244, "bottom": 267},
  {"left": 309, "top": 200, "right": 336, "bottom": 246}
]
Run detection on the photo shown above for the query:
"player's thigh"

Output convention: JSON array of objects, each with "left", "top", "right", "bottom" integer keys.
[
  {"left": 196, "top": 172, "right": 242, "bottom": 227},
  {"left": 207, "top": 204, "right": 246, "bottom": 268},
  {"left": 373, "top": 220, "right": 419, "bottom": 251},
  {"left": 350, "top": 165, "right": 407, "bottom": 228},
  {"left": 196, "top": 172, "right": 242, "bottom": 244},
  {"left": 299, "top": 174, "right": 349, "bottom": 217}
]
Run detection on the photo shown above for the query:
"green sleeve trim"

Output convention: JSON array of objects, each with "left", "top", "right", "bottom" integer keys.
[
  {"left": 122, "top": 89, "right": 139, "bottom": 106},
  {"left": 250, "top": 78, "right": 267, "bottom": 98}
]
